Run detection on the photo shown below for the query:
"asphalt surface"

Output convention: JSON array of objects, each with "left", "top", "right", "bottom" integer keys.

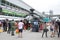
[{"left": 0, "top": 30, "right": 60, "bottom": 40}]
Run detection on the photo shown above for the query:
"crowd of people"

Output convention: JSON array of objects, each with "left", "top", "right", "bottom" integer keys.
[
  {"left": 42, "top": 20, "right": 60, "bottom": 38},
  {"left": 0, "top": 19, "right": 32, "bottom": 38},
  {"left": 0, "top": 18, "right": 60, "bottom": 38}
]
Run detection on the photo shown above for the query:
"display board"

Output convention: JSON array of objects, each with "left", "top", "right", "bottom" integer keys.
[{"left": 2, "top": 9, "right": 27, "bottom": 17}]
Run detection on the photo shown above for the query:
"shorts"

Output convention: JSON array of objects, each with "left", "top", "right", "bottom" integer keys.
[
  {"left": 19, "top": 29, "right": 23, "bottom": 33},
  {"left": 50, "top": 28, "right": 53, "bottom": 31}
]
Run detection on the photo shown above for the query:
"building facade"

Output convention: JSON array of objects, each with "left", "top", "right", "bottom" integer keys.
[
  {"left": 0, "top": 0, "right": 30, "bottom": 17},
  {"left": 0, "top": 0, "right": 45, "bottom": 20}
]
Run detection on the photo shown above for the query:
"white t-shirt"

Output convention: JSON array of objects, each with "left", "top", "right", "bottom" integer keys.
[{"left": 18, "top": 22, "right": 24, "bottom": 29}]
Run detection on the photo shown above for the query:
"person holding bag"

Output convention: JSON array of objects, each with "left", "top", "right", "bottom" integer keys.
[{"left": 42, "top": 22, "right": 49, "bottom": 38}]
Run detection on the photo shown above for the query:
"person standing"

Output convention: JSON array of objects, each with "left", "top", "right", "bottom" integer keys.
[
  {"left": 18, "top": 20, "right": 24, "bottom": 38},
  {"left": 7, "top": 21, "right": 11, "bottom": 34},
  {"left": 0, "top": 20, "right": 2, "bottom": 29},
  {"left": 56, "top": 20, "right": 60, "bottom": 37},
  {"left": 10, "top": 20, "right": 15, "bottom": 36},
  {"left": 3, "top": 19, "right": 8, "bottom": 32},
  {"left": 42, "top": 22, "right": 48, "bottom": 38},
  {"left": 50, "top": 22, "right": 55, "bottom": 37},
  {"left": 2, "top": 20, "right": 6, "bottom": 32},
  {"left": 6, "top": 19, "right": 10, "bottom": 34}
]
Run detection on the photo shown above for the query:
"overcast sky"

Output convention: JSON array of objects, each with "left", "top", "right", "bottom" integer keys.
[{"left": 22, "top": 0, "right": 60, "bottom": 15}]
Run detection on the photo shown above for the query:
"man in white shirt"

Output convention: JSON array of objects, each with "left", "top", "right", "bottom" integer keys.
[{"left": 18, "top": 20, "right": 24, "bottom": 38}]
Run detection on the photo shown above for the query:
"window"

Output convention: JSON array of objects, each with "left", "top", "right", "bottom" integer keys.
[
  {"left": 6, "top": 1, "right": 9, "bottom": 5},
  {"left": 1, "top": 0, "right": 5, "bottom": 4},
  {"left": 13, "top": 4, "right": 15, "bottom": 7},
  {"left": 10, "top": 3, "right": 13, "bottom": 6},
  {"left": 0, "top": 7, "right": 2, "bottom": 12}
]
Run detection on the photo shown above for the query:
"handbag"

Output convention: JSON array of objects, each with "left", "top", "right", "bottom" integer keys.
[
  {"left": 0, "top": 29, "right": 3, "bottom": 32},
  {"left": 15, "top": 29, "right": 19, "bottom": 34},
  {"left": 44, "top": 29, "right": 49, "bottom": 32}
]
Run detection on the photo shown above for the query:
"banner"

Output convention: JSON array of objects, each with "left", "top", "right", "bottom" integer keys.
[{"left": 2, "top": 9, "right": 27, "bottom": 17}]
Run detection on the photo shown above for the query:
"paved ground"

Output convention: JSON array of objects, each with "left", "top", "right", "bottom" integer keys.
[{"left": 0, "top": 30, "right": 60, "bottom": 40}]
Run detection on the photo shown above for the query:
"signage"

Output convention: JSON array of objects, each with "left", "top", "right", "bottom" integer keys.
[
  {"left": 2, "top": 9, "right": 27, "bottom": 17},
  {"left": 43, "top": 17, "right": 50, "bottom": 22}
]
